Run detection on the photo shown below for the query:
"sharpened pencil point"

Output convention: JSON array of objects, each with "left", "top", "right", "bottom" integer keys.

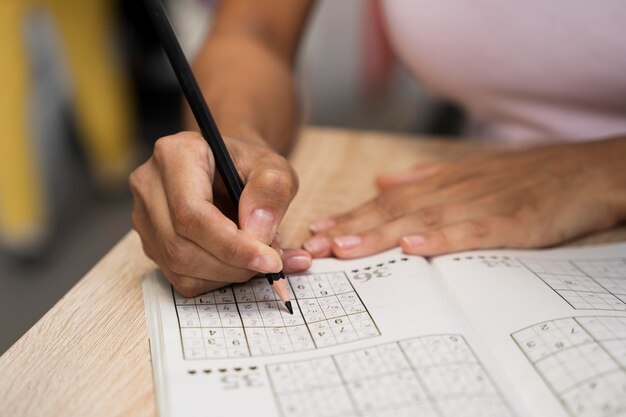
[{"left": 285, "top": 301, "right": 293, "bottom": 315}]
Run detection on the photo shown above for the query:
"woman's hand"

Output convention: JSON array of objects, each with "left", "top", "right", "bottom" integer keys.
[
  {"left": 304, "top": 137, "right": 626, "bottom": 258},
  {"left": 130, "top": 132, "right": 311, "bottom": 297}
]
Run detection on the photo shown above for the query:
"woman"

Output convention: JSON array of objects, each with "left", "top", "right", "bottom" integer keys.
[{"left": 129, "top": 0, "right": 626, "bottom": 297}]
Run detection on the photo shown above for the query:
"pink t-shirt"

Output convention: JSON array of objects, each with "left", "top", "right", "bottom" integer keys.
[{"left": 381, "top": 0, "right": 626, "bottom": 145}]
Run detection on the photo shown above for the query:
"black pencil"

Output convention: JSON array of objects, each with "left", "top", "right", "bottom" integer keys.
[{"left": 143, "top": 0, "right": 293, "bottom": 315}]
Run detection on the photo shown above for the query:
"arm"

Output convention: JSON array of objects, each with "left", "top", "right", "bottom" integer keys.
[{"left": 189, "top": 0, "right": 315, "bottom": 152}]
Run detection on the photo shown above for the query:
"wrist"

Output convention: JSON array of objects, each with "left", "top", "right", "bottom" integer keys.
[
  {"left": 219, "top": 120, "right": 268, "bottom": 148},
  {"left": 583, "top": 136, "right": 626, "bottom": 223}
]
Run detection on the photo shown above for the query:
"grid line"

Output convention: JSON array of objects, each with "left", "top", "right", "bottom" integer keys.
[
  {"left": 519, "top": 257, "right": 626, "bottom": 311},
  {"left": 267, "top": 334, "right": 516, "bottom": 417},
  {"left": 173, "top": 272, "right": 380, "bottom": 359},
  {"left": 512, "top": 316, "right": 626, "bottom": 417}
]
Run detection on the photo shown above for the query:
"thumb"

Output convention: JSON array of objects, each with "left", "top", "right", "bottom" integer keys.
[{"left": 239, "top": 156, "right": 298, "bottom": 244}]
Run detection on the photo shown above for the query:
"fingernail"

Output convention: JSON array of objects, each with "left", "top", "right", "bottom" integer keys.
[
  {"left": 249, "top": 254, "right": 282, "bottom": 273},
  {"left": 309, "top": 218, "right": 336, "bottom": 233},
  {"left": 333, "top": 235, "right": 362, "bottom": 250},
  {"left": 285, "top": 255, "right": 311, "bottom": 271},
  {"left": 402, "top": 235, "right": 426, "bottom": 247},
  {"left": 245, "top": 209, "right": 275, "bottom": 243},
  {"left": 303, "top": 235, "right": 331, "bottom": 254}
]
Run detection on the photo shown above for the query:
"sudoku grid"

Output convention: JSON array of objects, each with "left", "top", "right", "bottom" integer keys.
[
  {"left": 512, "top": 316, "right": 626, "bottom": 417},
  {"left": 266, "top": 334, "right": 515, "bottom": 417},
  {"left": 519, "top": 258, "right": 626, "bottom": 311},
  {"left": 173, "top": 272, "right": 380, "bottom": 359}
]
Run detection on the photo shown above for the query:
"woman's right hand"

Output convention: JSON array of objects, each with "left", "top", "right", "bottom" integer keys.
[{"left": 129, "top": 131, "right": 311, "bottom": 297}]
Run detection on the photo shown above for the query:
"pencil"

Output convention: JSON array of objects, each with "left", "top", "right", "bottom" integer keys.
[{"left": 143, "top": 0, "right": 293, "bottom": 315}]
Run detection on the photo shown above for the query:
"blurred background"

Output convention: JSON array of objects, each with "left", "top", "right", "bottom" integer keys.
[{"left": 0, "top": 0, "right": 461, "bottom": 354}]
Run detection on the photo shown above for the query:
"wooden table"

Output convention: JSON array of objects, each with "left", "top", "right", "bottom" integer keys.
[{"left": 1, "top": 127, "right": 624, "bottom": 416}]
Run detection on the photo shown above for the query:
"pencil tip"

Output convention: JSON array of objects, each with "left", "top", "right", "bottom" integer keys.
[{"left": 285, "top": 300, "right": 293, "bottom": 315}]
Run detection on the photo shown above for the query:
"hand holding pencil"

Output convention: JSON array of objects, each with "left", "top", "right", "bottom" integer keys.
[{"left": 130, "top": 0, "right": 311, "bottom": 305}]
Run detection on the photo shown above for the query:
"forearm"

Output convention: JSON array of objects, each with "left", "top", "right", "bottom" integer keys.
[
  {"left": 187, "top": 0, "right": 315, "bottom": 154},
  {"left": 587, "top": 135, "right": 626, "bottom": 223},
  {"left": 191, "top": 35, "right": 298, "bottom": 153}
]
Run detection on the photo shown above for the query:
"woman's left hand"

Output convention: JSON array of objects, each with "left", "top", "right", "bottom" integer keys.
[{"left": 303, "top": 137, "right": 626, "bottom": 258}]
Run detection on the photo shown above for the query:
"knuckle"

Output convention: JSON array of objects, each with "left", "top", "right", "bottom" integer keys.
[
  {"left": 172, "top": 276, "right": 201, "bottom": 298},
  {"left": 333, "top": 206, "right": 363, "bottom": 225},
  {"left": 164, "top": 240, "right": 192, "bottom": 275},
  {"left": 362, "top": 228, "right": 388, "bottom": 246},
  {"left": 508, "top": 191, "right": 539, "bottom": 218},
  {"left": 135, "top": 229, "right": 155, "bottom": 260},
  {"left": 257, "top": 168, "right": 298, "bottom": 201},
  {"left": 171, "top": 202, "right": 200, "bottom": 237},
  {"left": 128, "top": 165, "right": 147, "bottom": 197},
  {"left": 512, "top": 204, "right": 535, "bottom": 224},
  {"left": 374, "top": 193, "right": 405, "bottom": 220},
  {"left": 333, "top": 212, "right": 353, "bottom": 224},
  {"left": 153, "top": 132, "right": 206, "bottom": 165},
  {"left": 140, "top": 240, "right": 156, "bottom": 261},
  {"left": 466, "top": 219, "right": 490, "bottom": 240},
  {"left": 506, "top": 216, "right": 536, "bottom": 247},
  {"left": 509, "top": 207, "right": 540, "bottom": 247},
  {"left": 178, "top": 131, "right": 206, "bottom": 151},
  {"left": 325, "top": 225, "right": 351, "bottom": 239},
  {"left": 434, "top": 229, "right": 453, "bottom": 251},
  {"left": 221, "top": 237, "right": 244, "bottom": 265},
  {"left": 128, "top": 170, "right": 140, "bottom": 195},
  {"left": 152, "top": 136, "right": 175, "bottom": 164},
  {"left": 130, "top": 208, "right": 142, "bottom": 233},
  {"left": 416, "top": 206, "right": 443, "bottom": 228}
]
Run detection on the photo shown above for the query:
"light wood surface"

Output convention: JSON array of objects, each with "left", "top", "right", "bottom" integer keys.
[{"left": 1, "top": 127, "right": 624, "bottom": 417}]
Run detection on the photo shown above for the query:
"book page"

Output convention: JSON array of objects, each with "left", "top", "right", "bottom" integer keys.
[
  {"left": 143, "top": 249, "right": 525, "bottom": 417},
  {"left": 432, "top": 242, "right": 626, "bottom": 417}
]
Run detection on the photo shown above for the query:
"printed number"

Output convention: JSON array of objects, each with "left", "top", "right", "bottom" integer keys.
[
  {"left": 352, "top": 266, "right": 391, "bottom": 282},
  {"left": 221, "top": 373, "right": 263, "bottom": 390}
]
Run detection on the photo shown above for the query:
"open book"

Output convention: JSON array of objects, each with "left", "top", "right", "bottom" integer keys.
[{"left": 143, "top": 241, "right": 626, "bottom": 417}]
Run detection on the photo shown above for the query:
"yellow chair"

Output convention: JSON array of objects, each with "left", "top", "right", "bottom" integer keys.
[{"left": 0, "top": 0, "right": 133, "bottom": 250}]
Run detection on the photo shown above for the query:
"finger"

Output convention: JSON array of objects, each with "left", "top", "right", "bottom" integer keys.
[
  {"left": 303, "top": 185, "right": 466, "bottom": 258},
  {"left": 152, "top": 133, "right": 282, "bottom": 273},
  {"left": 327, "top": 201, "right": 487, "bottom": 259},
  {"left": 159, "top": 233, "right": 258, "bottom": 283},
  {"left": 153, "top": 131, "right": 216, "bottom": 214},
  {"left": 329, "top": 187, "right": 416, "bottom": 227},
  {"left": 143, "top": 182, "right": 261, "bottom": 282},
  {"left": 282, "top": 249, "right": 312, "bottom": 273},
  {"left": 308, "top": 180, "right": 455, "bottom": 243},
  {"left": 131, "top": 197, "right": 163, "bottom": 264},
  {"left": 304, "top": 189, "right": 416, "bottom": 257},
  {"left": 270, "top": 235, "right": 311, "bottom": 273},
  {"left": 145, "top": 162, "right": 281, "bottom": 277},
  {"left": 163, "top": 267, "right": 226, "bottom": 298},
  {"left": 375, "top": 162, "right": 444, "bottom": 189},
  {"left": 308, "top": 217, "right": 336, "bottom": 234},
  {"left": 305, "top": 176, "right": 517, "bottom": 258},
  {"left": 399, "top": 217, "right": 515, "bottom": 256},
  {"left": 239, "top": 152, "right": 298, "bottom": 244}
]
